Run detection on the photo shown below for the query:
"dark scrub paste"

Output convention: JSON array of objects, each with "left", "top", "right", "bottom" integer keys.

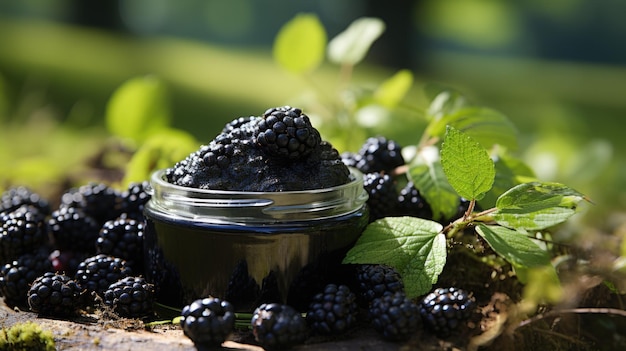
[{"left": 143, "top": 106, "right": 369, "bottom": 312}]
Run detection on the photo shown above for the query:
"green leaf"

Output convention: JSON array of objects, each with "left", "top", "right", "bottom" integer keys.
[
  {"left": 273, "top": 13, "right": 327, "bottom": 74},
  {"left": 343, "top": 217, "right": 446, "bottom": 297},
  {"left": 441, "top": 126, "right": 495, "bottom": 201},
  {"left": 475, "top": 224, "right": 551, "bottom": 269},
  {"left": 424, "top": 86, "right": 469, "bottom": 121},
  {"left": 106, "top": 75, "right": 171, "bottom": 143},
  {"left": 479, "top": 155, "right": 536, "bottom": 209},
  {"left": 493, "top": 182, "right": 587, "bottom": 231},
  {"left": 328, "top": 17, "right": 385, "bottom": 65},
  {"left": 408, "top": 161, "right": 459, "bottom": 221},
  {"left": 373, "top": 69, "right": 413, "bottom": 108},
  {"left": 428, "top": 107, "right": 518, "bottom": 150},
  {"left": 123, "top": 128, "right": 198, "bottom": 186}
]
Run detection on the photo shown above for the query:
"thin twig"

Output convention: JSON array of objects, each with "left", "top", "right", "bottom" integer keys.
[{"left": 518, "top": 308, "right": 626, "bottom": 329}]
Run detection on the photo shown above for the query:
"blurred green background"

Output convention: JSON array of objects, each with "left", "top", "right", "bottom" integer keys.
[{"left": 1, "top": 0, "right": 625, "bottom": 228}]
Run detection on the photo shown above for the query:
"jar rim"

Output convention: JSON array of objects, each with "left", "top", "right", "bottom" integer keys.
[{"left": 145, "top": 167, "right": 368, "bottom": 224}]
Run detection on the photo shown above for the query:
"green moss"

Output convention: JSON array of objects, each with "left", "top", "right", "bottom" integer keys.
[{"left": 0, "top": 321, "right": 56, "bottom": 351}]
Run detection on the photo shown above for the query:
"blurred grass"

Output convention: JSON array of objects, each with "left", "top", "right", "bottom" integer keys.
[{"left": 1, "top": 18, "right": 625, "bottom": 227}]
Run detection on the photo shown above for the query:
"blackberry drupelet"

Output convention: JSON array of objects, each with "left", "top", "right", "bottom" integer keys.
[
  {"left": 0, "top": 249, "right": 52, "bottom": 307},
  {"left": 0, "top": 186, "right": 50, "bottom": 215},
  {"left": 396, "top": 182, "right": 433, "bottom": 219},
  {"left": 369, "top": 291, "right": 421, "bottom": 341},
  {"left": 255, "top": 106, "right": 321, "bottom": 160},
  {"left": 221, "top": 116, "right": 260, "bottom": 135},
  {"left": 306, "top": 283, "right": 358, "bottom": 335},
  {"left": 96, "top": 218, "right": 144, "bottom": 273},
  {"left": 60, "top": 183, "right": 121, "bottom": 225},
  {"left": 251, "top": 303, "right": 308, "bottom": 350},
  {"left": 74, "top": 254, "right": 133, "bottom": 297},
  {"left": 27, "top": 272, "right": 82, "bottom": 317},
  {"left": 419, "top": 287, "right": 475, "bottom": 337},
  {"left": 0, "top": 205, "right": 49, "bottom": 264},
  {"left": 103, "top": 276, "right": 155, "bottom": 318},
  {"left": 48, "top": 206, "right": 100, "bottom": 253},
  {"left": 363, "top": 172, "right": 399, "bottom": 221},
  {"left": 116, "top": 181, "right": 151, "bottom": 221},
  {"left": 355, "top": 264, "right": 405, "bottom": 307},
  {"left": 355, "top": 136, "right": 404, "bottom": 174},
  {"left": 180, "top": 297, "right": 236, "bottom": 348}
]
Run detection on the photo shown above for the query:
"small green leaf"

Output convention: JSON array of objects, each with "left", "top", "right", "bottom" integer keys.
[
  {"left": 408, "top": 161, "right": 459, "bottom": 221},
  {"left": 493, "top": 182, "right": 587, "bottom": 231},
  {"left": 343, "top": 217, "right": 446, "bottom": 297},
  {"left": 123, "top": 128, "right": 198, "bottom": 186},
  {"left": 428, "top": 107, "right": 518, "bottom": 150},
  {"left": 373, "top": 69, "right": 413, "bottom": 108},
  {"left": 424, "top": 86, "right": 469, "bottom": 121},
  {"left": 328, "top": 17, "right": 385, "bottom": 65},
  {"left": 475, "top": 224, "right": 551, "bottom": 269},
  {"left": 273, "top": 13, "right": 327, "bottom": 74},
  {"left": 106, "top": 75, "right": 171, "bottom": 143},
  {"left": 441, "top": 126, "right": 495, "bottom": 201}
]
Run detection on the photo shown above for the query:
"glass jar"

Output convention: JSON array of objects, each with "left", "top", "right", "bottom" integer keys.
[{"left": 143, "top": 167, "right": 369, "bottom": 312}]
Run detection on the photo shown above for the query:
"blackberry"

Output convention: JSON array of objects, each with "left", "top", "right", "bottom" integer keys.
[
  {"left": 306, "top": 283, "right": 358, "bottom": 335},
  {"left": 49, "top": 249, "right": 86, "bottom": 277},
  {"left": 355, "top": 136, "right": 404, "bottom": 174},
  {"left": 60, "top": 183, "right": 121, "bottom": 225},
  {"left": 251, "top": 303, "right": 308, "bottom": 350},
  {"left": 0, "top": 205, "right": 49, "bottom": 264},
  {"left": 418, "top": 287, "right": 475, "bottom": 337},
  {"left": 221, "top": 115, "right": 260, "bottom": 135},
  {"left": 396, "top": 182, "right": 432, "bottom": 219},
  {"left": 96, "top": 218, "right": 144, "bottom": 273},
  {"left": 180, "top": 297, "right": 236, "bottom": 348},
  {"left": 74, "top": 254, "right": 133, "bottom": 297},
  {"left": 0, "top": 249, "right": 52, "bottom": 307},
  {"left": 368, "top": 291, "right": 421, "bottom": 341},
  {"left": 116, "top": 181, "right": 151, "bottom": 221},
  {"left": 363, "top": 172, "right": 399, "bottom": 221},
  {"left": 27, "top": 272, "right": 82, "bottom": 317},
  {"left": 341, "top": 151, "right": 362, "bottom": 169},
  {"left": 48, "top": 206, "right": 100, "bottom": 253},
  {"left": 254, "top": 106, "right": 321, "bottom": 160},
  {"left": 103, "top": 276, "right": 155, "bottom": 318},
  {"left": 355, "top": 264, "right": 404, "bottom": 307},
  {"left": 0, "top": 186, "right": 51, "bottom": 215}
]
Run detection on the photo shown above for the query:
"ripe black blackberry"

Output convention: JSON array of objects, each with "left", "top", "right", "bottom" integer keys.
[
  {"left": 419, "top": 287, "right": 475, "bottom": 337},
  {"left": 363, "top": 172, "right": 399, "bottom": 221},
  {"left": 225, "top": 260, "right": 259, "bottom": 311},
  {"left": 116, "top": 181, "right": 151, "bottom": 221},
  {"left": 355, "top": 136, "right": 404, "bottom": 174},
  {"left": 0, "top": 205, "right": 49, "bottom": 264},
  {"left": 0, "top": 249, "right": 52, "bottom": 307},
  {"left": 251, "top": 303, "right": 308, "bottom": 350},
  {"left": 103, "top": 276, "right": 155, "bottom": 318},
  {"left": 49, "top": 249, "right": 86, "bottom": 277},
  {"left": 96, "top": 218, "right": 144, "bottom": 273},
  {"left": 355, "top": 264, "right": 404, "bottom": 307},
  {"left": 0, "top": 186, "right": 51, "bottom": 215},
  {"left": 369, "top": 291, "right": 421, "bottom": 341},
  {"left": 306, "top": 283, "right": 358, "bottom": 336},
  {"left": 74, "top": 254, "right": 133, "bottom": 297},
  {"left": 180, "top": 297, "right": 236, "bottom": 348},
  {"left": 27, "top": 272, "right": 82, "bottom": 317},
  {"left": 60, "top": 183, "right": 121, "bottom": 225},
  {"left": 396, "top": 182, "right": 432, "bottom": 219},
  {"left": 48, "top": 206, "right": 100, "bottom": 254},
  {"left": 254, "top": 106, "right": 321, "bottom": 161},
  {"left": 340, "top": 151, "right": 362, "bottom": 169}
]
